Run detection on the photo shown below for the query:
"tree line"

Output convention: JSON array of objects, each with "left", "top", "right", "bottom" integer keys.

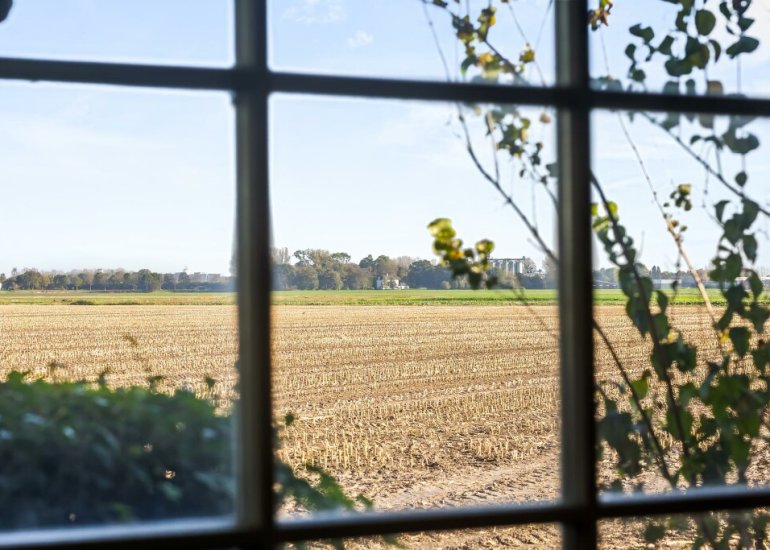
[
  {"left": 271, "top": 247, "right": 550, "bottom": 290},
  {"left": 0, "top": 269, "right": 233, "bottom": 292}
]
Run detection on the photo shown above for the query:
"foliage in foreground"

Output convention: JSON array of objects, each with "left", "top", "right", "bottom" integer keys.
[
  {"left": 425, "top": 0, "right": 770, "bottom": 545},
  {"left": 0, "top": 372, "right": 372, "bottom": 537}
]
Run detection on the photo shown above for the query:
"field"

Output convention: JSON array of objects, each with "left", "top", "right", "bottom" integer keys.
[
  {"left": 273, "top": 287, "right": 766, "bottom": 306},
  {"left": 0, "top": 290, "right": 758, "bottom": 547}
]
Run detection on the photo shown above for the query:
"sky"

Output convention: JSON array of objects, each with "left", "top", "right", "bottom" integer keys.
[{"left": 1, "top": 0, "right": 770, "bottom": 275}]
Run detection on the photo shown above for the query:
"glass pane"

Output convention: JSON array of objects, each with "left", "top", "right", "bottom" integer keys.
[
  {"left": 270, "top": 95, "right": 560, "bottom": 518},
  {"left": 589, "top": 0, "right": 770, "bottom": 97},
  {"left": 295, "top": 523, "right": 561, "bottom": 548},
  {"left": 600, "top": 509, "right": 770, "bottom": 548},
  {"left": 269, "top": 0, "right": 555, "bottom": 86},
  {"left": 0, "top": 82, "right": 237, "bottom": 529},
  {"left": 592, "top": 109, "right": 770, "bottom": 497},
  {"left": 0, "top": 1, "right": 232, "bottom": 67}
]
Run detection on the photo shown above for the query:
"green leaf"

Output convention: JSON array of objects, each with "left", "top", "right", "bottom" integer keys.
[
  {"left": 662, "top": 80, "right": 679, "bottom": 95},
  {"left": 695, "top": 10, "right": 716, "bottom": 35},
  {"left": 753, "top": 344, "right": 770, "bottom": 373},
  {"left": 656, "top": 290, "right": 669, "bottom": 313},
  {"left": 724, "top": 253, "right": 743, "bottom": 280},
  {"left": 630, "top": 372, "right": 651, "bottom": 400},
  {"left": 743, "top": 234, "right": 757, "bottom": 262},
  {"left": 624, "top": 43, "right": 636, "bottom": 61},
  {"left": 653, "top": 312, "right": 670, "bottom": 339},
  {"left": 715, "top": 200, "right": 730, "bottom": 222},
  {"left": 658, "top": 35, "right": 674, "bottom": 55},
  {"left": 749, "top": 272, "right": 764, "bottom": 299},
  {"left": 722, "top": 129, "right": 760, "bottom": 155},
  {"left": 735, "top": 171, "right": 748, "bottom": 186},
  {"left": 665, "top": 57, "right": 693, "bottom": 77},
  {"left": 730, "top": 327, "right": 750, "bottom": 357},
  {"left": 743, "top": 199, "right": 759, "bottom": 228},
  {"left": 629, "top": 24, "right": 654, "bottom": 43},
  {"left": 643, "top": 521, "right": 666, "bottom": 543},
  {"left": 723, "top": 218, "right": 743, "bottom": 245},
  {"left": 630, "top": 68, "right": 646, "bottom": 82},
  {"left": 726, "top": 36, "right": 760, "bottom": 58},
  {"left": 710, "top": 39, "right": 722, "bottom": 62},
  {"left": 738, "top": 16, "right": 755, "bottom": 32},
  {"left": 747, "top": 303, "right": 770, "bottom": 333}
]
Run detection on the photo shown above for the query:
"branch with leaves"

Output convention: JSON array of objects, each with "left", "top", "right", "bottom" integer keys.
[{"left": 424, "top": 0, "right": 770, "bottom": 546}]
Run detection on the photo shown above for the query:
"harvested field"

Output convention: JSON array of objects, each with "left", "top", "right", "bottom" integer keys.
[
  {"left": 0, "top": 304, "right": 240, "bottom": 407},
  {"left": 0, "top": 299, "right": 753, "bottom": 547}
]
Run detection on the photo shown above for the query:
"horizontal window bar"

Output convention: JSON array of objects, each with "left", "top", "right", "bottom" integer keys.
[
  {"left": 269, "top": 73, "right": 770, "bottom": 117},
  {"left": 599, "top": 484, "right": 770, "bottom": 518},
  {"left": 276, "top": 501, "right": 574, "bottom": 543},
  {"left": 3, "top": 487, "right": 770, "bottom": 548},
  {"left": 0, "top": 57, "right": 239, "bottom": 91},
  {"left": 3, "top": 58, "right": 770, "bottom": 117},
  {"left": 276, "top": 485, "right": 770, "bottom": 542},
  {"left": 0, "top": 518, "right": 246, "bottom": 550},
  {"left": 266, "top": 72, "right": 562, "bottom": 106},
  {"left": 590, "top": 89, "right": 770, "bottom": 117}
]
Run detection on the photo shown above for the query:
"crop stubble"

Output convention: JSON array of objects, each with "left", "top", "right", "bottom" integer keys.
[{"left": 0, "top": 302, "right": 733, "bottom": 547}]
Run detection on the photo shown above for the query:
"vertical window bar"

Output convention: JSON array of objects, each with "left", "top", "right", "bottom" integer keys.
[
  {"left": 555, "top": 0, "right": 596, "bottom": 548},
  {"left": 234, "top": 0, "right": 274, "bottom": 541}
]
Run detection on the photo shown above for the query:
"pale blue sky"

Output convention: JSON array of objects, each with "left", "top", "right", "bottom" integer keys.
[{"left": 1, "top": 0, "right": 769, "bottom": 275}]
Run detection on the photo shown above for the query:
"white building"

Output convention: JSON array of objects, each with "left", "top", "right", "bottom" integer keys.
[{"left": 489, "top": 257, "right": 527, "bottom": 275}]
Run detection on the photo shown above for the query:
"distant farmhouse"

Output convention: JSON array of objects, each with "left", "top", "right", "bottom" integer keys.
[
  {"left": 375, "top": 275, "right": 409, "bottom": 290},
  {"left": 489, "top": 257, "right": 527, "bottom": 275}
]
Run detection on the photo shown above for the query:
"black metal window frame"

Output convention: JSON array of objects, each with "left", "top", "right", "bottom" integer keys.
[{"left": 3, "top": 1, "right": 770, "bottom": 549}]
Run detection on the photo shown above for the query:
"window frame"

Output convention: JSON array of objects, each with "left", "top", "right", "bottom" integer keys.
[{"left": 3, "top": 1, "right": 770, "bottom": 548}]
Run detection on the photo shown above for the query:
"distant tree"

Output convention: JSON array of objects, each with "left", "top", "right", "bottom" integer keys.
[
  {"left": 93, "top": 270, "right": 107, "bottom": 290},
  {"left": 293, "top": 249, "right": 312, "bottom": 266},
  {"left": 406, "top": 259, "right": 451, "bottom": 289},
  {"left": 108, "top": 270, "right": 124, "bottom": 290},
  {"left": 162, "top": 273, "right": 176, "bottom": 291},
  {"left": 318, "top": 269, "right": 343, "bottom": 290},
  {"left": 79, "top": 271, "right": 94, "bottom": 291},
  {"left": 69, "top": 274, "right": 84, "bottom": 290},
  {"left": 292, "top": 265, "right": 319, "bottom": 290},
  {"left": 374, "top": 255, "right": 396, "bottom": 278},
  {"left": 272, "top": 264, "right": 295, "bottom": 290},
  {"left": 271, "top": 247, "right": 291, "bottom": 265},
  {"left": 137, "top": 269, "right": 161, "bottom": 292},
  {"left": 342, "top": 264, "right": 371, "bottom": 290},
  {"left": 330, "top": 252, "right": 351, "bottom": 264},
  {"left": 122, "top": 272, "right": 138, "bottom": 291},
  {"left": 18, "top": 270, "right": 45, "bottom": 290},
  {"left": 358, "top": 255, "right": 374, "bottom": 270},
  {"left": 177, "top": 271, "right": 191, "bottom": 289}
]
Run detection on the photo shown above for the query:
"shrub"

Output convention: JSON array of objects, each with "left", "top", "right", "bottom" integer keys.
[{"left": 0, "top": 372, "right": 233, "bottom": 529}]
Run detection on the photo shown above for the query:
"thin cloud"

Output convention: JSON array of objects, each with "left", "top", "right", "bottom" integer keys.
[
  {"left": 282, "top": 0, "right": 345, "bottom": 25},
  {"left": 347, "top": 30, "right": 373, "bottom": 49}
]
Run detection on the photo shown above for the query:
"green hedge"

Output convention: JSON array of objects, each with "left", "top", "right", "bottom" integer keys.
[{"left": 0, "top": 373, "right": 233, "bottom": 529}]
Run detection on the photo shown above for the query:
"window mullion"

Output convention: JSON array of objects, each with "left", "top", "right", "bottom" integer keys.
[
  {"left": 234, "top": 0, "right": 274, "bottom": 542},
  {"left": 555, "top": 0, "right": 596, "bottom": 548}
]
